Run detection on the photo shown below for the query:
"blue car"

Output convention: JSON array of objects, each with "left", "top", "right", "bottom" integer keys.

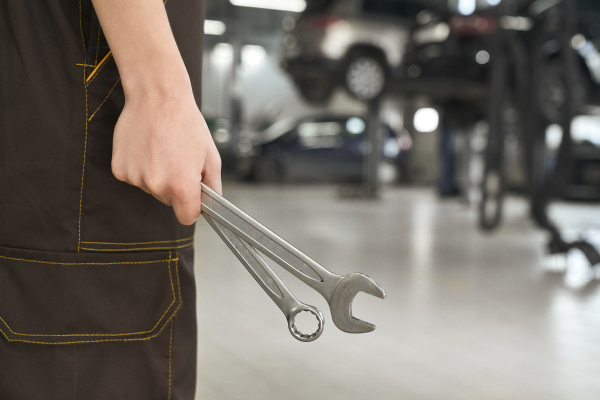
[{"left": 235, "top": 115, "right": 407, "bottom": 183}]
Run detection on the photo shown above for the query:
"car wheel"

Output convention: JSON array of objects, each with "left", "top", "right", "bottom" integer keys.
[
  {"left": 253, "top": 158, "right": 284, "bottom": 183},
  {"left": 345, "top": 54, "right": 386, "bottom": 101}
]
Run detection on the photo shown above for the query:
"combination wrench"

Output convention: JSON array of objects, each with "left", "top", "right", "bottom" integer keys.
[{"left": 201, "top": 183, "right": 386, "bottom": 342}]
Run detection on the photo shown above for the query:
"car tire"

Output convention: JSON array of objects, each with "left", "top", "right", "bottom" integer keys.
[
  {"left": 253, "top": 157, "right": 284, "bottom": 183},
  {"left": 345, "top": 52, "right": 387, "bottom": 101}
]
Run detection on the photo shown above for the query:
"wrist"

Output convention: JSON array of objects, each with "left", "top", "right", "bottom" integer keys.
[{"left": 120, "top": 52, "right": 193, "bottom": 103}]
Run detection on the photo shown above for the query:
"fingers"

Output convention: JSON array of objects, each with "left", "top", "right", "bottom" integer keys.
[
  {"left": 201, "top": 147, "right": 223, "bottom": 195},
  {"left": 171, "top": 180, "right": 202, "bottom": 226},
  {"left": 169, "top": 148, "right": 220, "bottom": 225}
]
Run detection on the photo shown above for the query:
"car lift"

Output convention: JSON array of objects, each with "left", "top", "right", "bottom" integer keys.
[{"left": 480, "top": 0, "right": 600, "bottom": 267}]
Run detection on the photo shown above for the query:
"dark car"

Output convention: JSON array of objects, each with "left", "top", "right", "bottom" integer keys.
[
  {"left": 400, "top": 0, "right": 600, "bottom": 117},
  {"left": 236, "top": 115, "right": 408, "bottom": 183}
]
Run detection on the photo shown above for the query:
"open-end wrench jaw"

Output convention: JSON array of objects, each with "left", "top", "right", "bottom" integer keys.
[{"left": 329, "top": 273, "right": 386, "bottom": 334}]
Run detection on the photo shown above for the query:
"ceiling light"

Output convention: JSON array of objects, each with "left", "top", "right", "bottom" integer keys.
[
  {"left": 476, "top": 50, "right": 490, "bottom": 64},
  {"left": 211, "top": 43, "right": 234, "bottom": 66},
  {"left": 204, "top": 20, "right": 226, "bottom": 35},
  {"left": 458, "top": 0, "right": 476, "bottom": 15},
  {"left": 413, "top": 108, "right": 439, "bottom": 133},
  {"left": 241, "top": 45, "right": 266, "bottom": 66},
  {"left": 230, "top": 0, "right": 306, "bottom": 12}
]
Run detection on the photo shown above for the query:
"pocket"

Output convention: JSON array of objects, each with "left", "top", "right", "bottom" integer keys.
[{"left": 0, "top": 246, "right": 181, "bottom": 345}]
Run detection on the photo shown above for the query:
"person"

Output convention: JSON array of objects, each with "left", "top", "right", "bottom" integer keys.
[{"left": 0, "top": 0, "right": 220, "bottom": 398}]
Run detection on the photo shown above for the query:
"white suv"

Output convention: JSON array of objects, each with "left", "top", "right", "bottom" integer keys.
[{"left": 281, "top": 0, "right": 430, "bottom": 102}]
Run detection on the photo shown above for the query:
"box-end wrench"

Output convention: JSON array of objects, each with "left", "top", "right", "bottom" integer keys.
[
  {"left": 200, "top": 183, "right": 386, "bottom": 338},
  {"left": 204, "top": 213, "right": 324, "bottom": 341}
]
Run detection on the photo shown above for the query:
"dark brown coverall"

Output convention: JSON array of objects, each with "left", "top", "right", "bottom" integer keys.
[{"left": 0, "top": 1, "right": 204, "bottom": 398}]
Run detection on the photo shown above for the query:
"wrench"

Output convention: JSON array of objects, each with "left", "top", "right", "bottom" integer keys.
[
  {"left": 204, "top": 213, "right": 324, "bottom": 342},
  {"left": 201, "top": 183, "right": 386, "bottom": 339}
]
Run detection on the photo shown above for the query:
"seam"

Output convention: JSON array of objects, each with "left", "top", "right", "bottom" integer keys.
[
  {"left": 0, "top": 253, "right": 176, "bottom": 337},
  {"left": 77, "top": 71, "right": 88, "bottom": 252},
  {"left": 76, "top": 63, "right": 96, "bottom": 67},
  {"left": 95, "top": 25, "right": 101, "bottom": 65},
  {"left": 80, "top": 242, "right": 194, "bottom": 252},
  {"left": 0, "top": 302, "right": 180, "bottom": 345},
  {"left": 79, "top": 0, "right": 85, "bottom": 54},
  {"left": 86, "top": 52, "right": 112, "bottom": 84},
  {"left": 78, "top": 0, "right": 88, "bottom": 253},
  {"left": 0, "top": 254, "right": 177, "bottom": 265},
  {"left": 0, "top": 252, "right": 183, "bottom": 343},
  {"left": 88, "top": 78, "right": 121, "bottom": 121},
  {"left": 82, "top": 236, "right": 195, "bottom": 246},
  {"left": 168, "top": 321, "right": 174, "bottom": 400}
]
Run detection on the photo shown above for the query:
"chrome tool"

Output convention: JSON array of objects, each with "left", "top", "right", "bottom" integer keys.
[{"left": 201, "top": 183, "right": 386, "bottom": 342}]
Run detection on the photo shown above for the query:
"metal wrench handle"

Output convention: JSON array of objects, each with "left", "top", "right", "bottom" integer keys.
[
  {"left": 204, "top": 213, "right": 324, "bottom": 342},
  {"left": 201, "top": 183, "right": 342, "bottom": 301}
]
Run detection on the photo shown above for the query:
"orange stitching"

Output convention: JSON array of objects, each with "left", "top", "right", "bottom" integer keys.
[
  {"left": 0, "top": 303, "right": 181, "bottom": 345},
  {"left": 88, "top": 78, "right": 121, "bottom": 121},
  {"left": 0, "top": 254, "right": 176, "bottom": 265},
  {"left": 82, "top": 236, "right": 194, "bottom": 246},
  {"left": 87, "top": 52, "right": 112, "bottom": 84},
  {"left": 76, "top": 63, "right": 96, "bottom": 67},
  {"left": 77, "top": 0, "right": 88, "bottom": 253},
  {"left": 0, "top": 253, "right": 183, "bottom": 344},
  {"left": 0, "top": 253, "right": 176, "bottom": 337},
  {"left": 80, "top": 242, "right": 193, "bottom": 252},
  {"left": 168, "top": 321, "right": 174, "bottom": 400},
  {"left": 78, "top": 70, "right": 88, "bottom": 252}
]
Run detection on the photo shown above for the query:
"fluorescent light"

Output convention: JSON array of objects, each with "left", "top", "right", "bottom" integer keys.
[
  {"left": 229, "top": 0, "right": 306, "bottom": 12},
  {"left": 486, "top": 0, "right": 501, "bottom": 5},
  {"left": 204, "top": 20, "right": 226, "bottom": 35}
]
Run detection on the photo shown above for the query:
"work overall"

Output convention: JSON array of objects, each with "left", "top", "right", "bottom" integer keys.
[{"left": 0, "top": 1, "right": 204, "bottom": 398}]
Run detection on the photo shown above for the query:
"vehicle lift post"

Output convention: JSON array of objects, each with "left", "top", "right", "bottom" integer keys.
[{"left": 363, "top": 98, "right": 383, "bottom": 197}]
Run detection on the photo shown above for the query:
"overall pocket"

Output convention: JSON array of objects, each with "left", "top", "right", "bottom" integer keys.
[{"left": 0, "top": 246, "right": 181, "bottom": 345}]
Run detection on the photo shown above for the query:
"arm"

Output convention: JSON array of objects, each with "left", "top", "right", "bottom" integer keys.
[{"left": 91, "top": 0, "right": 221, "bottom": 225}]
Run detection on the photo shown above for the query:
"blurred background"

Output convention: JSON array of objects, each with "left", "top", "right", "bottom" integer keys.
[{"left": 194, "top": 0, "right": 600, "bottom": 398}]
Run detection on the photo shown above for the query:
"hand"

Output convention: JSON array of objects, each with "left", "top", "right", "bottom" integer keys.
[{"left": 111, "top": 88, "right": 222, "bottom": 225}]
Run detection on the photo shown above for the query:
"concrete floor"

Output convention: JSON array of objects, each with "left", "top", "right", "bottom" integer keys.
[{"left": 193, "top": 184, "right": 600, "bottom": 400}]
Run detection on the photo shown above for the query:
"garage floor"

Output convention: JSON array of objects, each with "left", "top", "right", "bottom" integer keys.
[{"left": 193, "top": 184, "right": 600, "bottom": 400}]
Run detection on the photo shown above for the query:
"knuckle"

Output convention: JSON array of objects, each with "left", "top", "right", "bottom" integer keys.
[
  {"left": 169, "top": 181, "right": 191, "bottom": 199},
  {"left": 143, "top": 177, "right": 165, "bottom": 195},
  {"left": 111, "top": 162, "right": 127, "bottom": 182}
]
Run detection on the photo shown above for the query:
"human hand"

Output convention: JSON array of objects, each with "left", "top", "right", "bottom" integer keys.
[{"left": 111, "top": 88, "right": 222, "bottom": 225}]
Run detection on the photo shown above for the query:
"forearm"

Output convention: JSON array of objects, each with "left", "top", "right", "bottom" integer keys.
[
  {"left": 90, "top": 0, "right": 221, "bottom": 225},
  {"left": 91, "top": 0, "right": 190, "bottom": 98}
]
